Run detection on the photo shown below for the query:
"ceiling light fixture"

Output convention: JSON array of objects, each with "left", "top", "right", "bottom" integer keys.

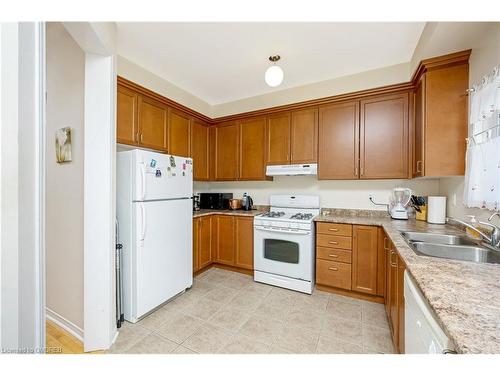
[{"left": 265, "top": 55, "right": 284, "bottom": 87}]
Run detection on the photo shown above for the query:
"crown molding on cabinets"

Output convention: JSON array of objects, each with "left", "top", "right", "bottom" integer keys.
[{"left": 411, "top": 49, "right": 472, "bottom": 84}]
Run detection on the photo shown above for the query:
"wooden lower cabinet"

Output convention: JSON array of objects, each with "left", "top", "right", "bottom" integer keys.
[
  {"left": 316, "top": 259, "right": 352, "bottom": 290},
  {"left": 383, "top": 231, "right": 406, "bottom": 354},
  {"left": 351, "top": 225, "right": 379, "bottom": 295},
  {"left": 234, "top": 217, "right": 254, "bottom": 270},
  {"left": 193, "top": 214, "right": 254, "bottom": 273}
]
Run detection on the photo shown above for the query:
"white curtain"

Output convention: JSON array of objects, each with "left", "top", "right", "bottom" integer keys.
[{"left": 464, "top": 66, "right": 500, "bottom": 210}]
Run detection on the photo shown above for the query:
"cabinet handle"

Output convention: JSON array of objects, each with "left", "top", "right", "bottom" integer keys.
[
  {"left": 390, "top": 250, "right": 397, "bottom": 267},
  {"left": 328, "top": 241, "right": 339, "bottom": 245},
  {"left": 416, "top": 160, "right": 423, "bottom": 173},
  {"left": 384, "top": 237, "right": 389, "bottom": 251},
  {"left": 355, "top": 167, "right": 358, "bottom": 177},
  {"left": 360, "top": 167, "right": 364, "bottom": 176},
  {"left": 328, "top": 228, "right": 339, "bottom": 232},
  {"left": 328, "top": 267, "right": 339, "bottom": 271},
  {"left": 328, "top": 254, "right": 338, "bottom": 258},
  {"left": 140, "top": 133, "right": 143, "bottom": 143}
]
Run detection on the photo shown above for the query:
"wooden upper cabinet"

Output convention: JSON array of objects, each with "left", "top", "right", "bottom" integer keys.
[
  {"left": 413, "top": 75, "right": 425, "bottom": 178},
  {"left": 360, "top": 93, "right": 409, "bottom": 179},
  {"left": 415, "top": 64, "right": 468, "bottom": 177},
  {"left": 234, "top": 217, "right": 254, "bottom": 270},
  {"left": 266, "top": 112, "right": 291, "bottom": 165},
  {"left": 137, "top": 95, "right": 168, "bottom": 152},
  {"left": 191, "top": 120, "right": 210, "bottom": 181},
  {"left": 168, "top": 110, "right": 191, "bottom": 157},
  {"left": 117, "top": 85, "right": 138, "bottom": 146},
  {"left": 239, "top": 117, "right": 267, "bottom": 180},
  {"left": 318, "top": 101, "right": 360, "bottom": 179},
  {"left": 290, "top": 108, "right": 318, "bottom": 164},
  {"left": 215, "top": 216, "right": 235, "bottom": 265},
  {"left": 213, "top": 122, "right": 240, "bottom": 180},
  {"left": 351, "top": 225, "right": 379, "bottom": 295}
]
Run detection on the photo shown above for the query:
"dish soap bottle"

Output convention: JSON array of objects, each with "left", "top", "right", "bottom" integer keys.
[{"left": 465, "top": 215, "right": 481, "bottom": 239}]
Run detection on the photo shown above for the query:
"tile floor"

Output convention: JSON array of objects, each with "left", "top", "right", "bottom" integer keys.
[{"left": 108, "top": 267, "right": 395, "bottom": 354}]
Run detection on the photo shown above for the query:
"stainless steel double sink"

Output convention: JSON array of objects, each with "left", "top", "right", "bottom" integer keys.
[{"left": 401, "top": 231, "right": 500, "bottom": 264}]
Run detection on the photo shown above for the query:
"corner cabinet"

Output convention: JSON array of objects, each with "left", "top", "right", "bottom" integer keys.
[
  {"left": 191, "top": 120, "right": 210, "bottom": 181},
  {"left": 211, "top": 122, "right": 240, "bottom": 180},
  {"left": 413, "top": 60, "right": 469, "bottom": 177}
]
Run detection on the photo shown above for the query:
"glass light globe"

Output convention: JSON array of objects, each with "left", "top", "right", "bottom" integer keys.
[{"left": 265, "top": 65, "right": 284, "bottom": 87}]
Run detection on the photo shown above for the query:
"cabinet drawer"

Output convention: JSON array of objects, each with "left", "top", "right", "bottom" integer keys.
[
  {"left": 316, "top": 234, "right": 352, "bottom": 249},
  {"left": 316, "top": 259, "right": 352, "bottom": 290},
  {"left": 316, "top": 247, "right": 352, "bottom": 263},
  {"left": 317, "top": 222, "right": 352, "bottom": 236}
]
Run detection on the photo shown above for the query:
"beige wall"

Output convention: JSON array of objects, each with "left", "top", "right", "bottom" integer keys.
[
  {"left": 45, "top": 22, "right": 85, "bottom": 330},
  {"left": 195, "top": 178, "right": 440, "bottom": 210},
  {"left": 117, "top": 55, "right": 213, "bottom": 117},
  {"left": 438, "top": 23, "right": 500, "bottom": 221}
]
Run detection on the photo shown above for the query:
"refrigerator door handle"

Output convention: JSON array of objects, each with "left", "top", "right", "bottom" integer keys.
[{"left": 139, "top": 202, "right": 146, "bottom": 245}]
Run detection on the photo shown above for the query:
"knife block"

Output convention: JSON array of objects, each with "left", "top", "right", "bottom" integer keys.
[{"left": 415, "top": 204, "right": 427, "bottom": 221}]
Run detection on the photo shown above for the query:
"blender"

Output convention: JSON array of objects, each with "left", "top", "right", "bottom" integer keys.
[{"left": 390, "top": 187, "right": 412, "bottom": 220}]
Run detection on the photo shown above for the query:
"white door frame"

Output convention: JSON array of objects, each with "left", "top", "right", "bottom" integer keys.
[{"left": 63, "top": 22, "right": 117, "bottom": 351}]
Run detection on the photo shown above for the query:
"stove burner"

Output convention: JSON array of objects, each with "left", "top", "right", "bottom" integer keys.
[
  {"left": 290, "top": 213, "right": 314, "bottom": 220},
  {"left": 260, "top": 211, "right": 285, "bottom": 218}
]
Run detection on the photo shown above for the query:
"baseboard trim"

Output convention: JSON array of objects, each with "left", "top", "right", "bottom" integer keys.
[
  {"left": 45, "top": 307, "right": 84, "bottom": 342},
  {"left": 316, "top": 284, "right": 384, "bottom": 304}
]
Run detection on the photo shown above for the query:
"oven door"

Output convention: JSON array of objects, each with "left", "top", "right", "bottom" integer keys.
[{"left": 254, "top": 226, "right": 312, "bottom": 281}]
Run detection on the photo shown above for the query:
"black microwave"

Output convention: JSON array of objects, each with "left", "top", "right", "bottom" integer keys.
[{"left": 199, "top": 193, "right": 233, "bottom": 210}]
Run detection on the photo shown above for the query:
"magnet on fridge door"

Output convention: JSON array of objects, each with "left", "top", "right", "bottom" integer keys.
[
  {"left": 150, "top": 159, "right": 157, "bottom": 168},
  {"left": 169, "top": 156, "right": 176, "bottom": 168},
  {"left": 155, "top": 169, "right": 162, "bottom": 177}
]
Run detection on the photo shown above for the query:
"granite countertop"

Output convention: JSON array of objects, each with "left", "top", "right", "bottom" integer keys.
[
  {"left": 314, "top": 213, "right": 500, "bottom": 354},
  {"left": 193, "top": 208, "right": 267, "bottom": 218}
]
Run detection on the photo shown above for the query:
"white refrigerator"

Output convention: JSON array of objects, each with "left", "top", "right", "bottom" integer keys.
[{"left": 117, "top": 149, "right": 193, "bottom": 323}]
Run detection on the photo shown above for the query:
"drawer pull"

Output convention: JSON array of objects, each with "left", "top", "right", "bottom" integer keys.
[
  {"left": 328, "top": 267, "right": 339, "bottom": 271},
  {"left": 328, "top": 254, "right": 338, "bottom": 258},
  {"left": 328, "top": 241, "right": 339, "bottom": 245},
  {"left": 329, "top": 228, "right": 339, "bottom": 232}
]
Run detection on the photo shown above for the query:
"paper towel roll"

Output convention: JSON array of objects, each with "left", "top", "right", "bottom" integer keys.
[{"left": 427, "top": 196, "right": 447, "bottom": 224}]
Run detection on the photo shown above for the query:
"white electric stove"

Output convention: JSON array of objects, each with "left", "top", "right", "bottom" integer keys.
[{"left": 253, "top": 195, "right": 320, "bottom": 294}]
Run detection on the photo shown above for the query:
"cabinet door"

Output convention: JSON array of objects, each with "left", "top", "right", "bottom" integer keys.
[
  {"left": 413, "top": 75, "right": 425, "bottom": 177},
  {"left": 397, "top": 254, "right": 406, "bottom": 354},
  {"left": 360, "top": 93, "right": 408, "bottom": 179},
  {"left": 384, "top": 237, "right": 392, "bottom": 317},
  {"left": 389, "top": 249, "right": 399, "bottom": 349},
  {"left": 352, "top": 225, "right": 378, "bottom": 295},
  {"left": 266, "top": 112, "right": 291, "bottom": 165},
  {"left": 193, "top": 218, "right": 200, "bottom": 273},
  {"left": 318, "top": 101, "right": 359, "bottom": 179},
  {"left": 215, "top": 216, "right": 235, "bottom": 265},
  {"left": 117, "top": 85, "right": 138, "bottom": 145},
  {"left": 213, "top": 123, "right": 239, "bottom": 180},
  {"left": 191, "top": 120, "right": 210, "bottom": 181},
  {"left": 137, "top": 95, "right": 168, "bottom": 152},
  {"left": 239, "top": 117, "right": 267, "bottom": 180},
  {"left": 168, "top": 110, "right": 191, "bottom": 157},
  {"left": 199, "top": 216, "right": 213, "bottom": 269},
  {"left": 235, "top": 217, "right": 254, "bottom": 270},
  {"left": 290, "top": 108, "right": 318, "bottom": 164},
  {"left": 376, "top": 228, "right": 386, "bottom": 297}
]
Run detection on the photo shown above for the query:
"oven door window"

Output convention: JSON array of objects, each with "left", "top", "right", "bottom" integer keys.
[{"left": 264, "top": 239, "right": 299, "bottom": 264}]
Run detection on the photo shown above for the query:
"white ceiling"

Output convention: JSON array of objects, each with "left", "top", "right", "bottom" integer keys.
[{"left": 116, "top": 22, "right": 425, "bottom": 105}]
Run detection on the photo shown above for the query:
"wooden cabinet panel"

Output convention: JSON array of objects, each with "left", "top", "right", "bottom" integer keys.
[
  {"left": 316, "top": 234, "right": 352, "bottom": 250},
  {"left": 191, "top": 120, "right": 210, "bottom": 181},
  {"left": 316, "top": 259, "right": 351, "bottom": 290},
  {"left": 360, "top": 93, "right": 408, "bottom": 179},
  {"left": 384, "top": 235, "right": 392, "bottom": 317},
  {"left": 239, "top": 117, "right": 267, "bottom": 180},
  {"left": 137, "top": 95, "right": 168, "bottom": 152},
  {"left": 316, "top": 247, "right": 352, "bottom": 264},
  {"left": 397, "top": 255, "right": 406, "bottom": 353},
  {"left": 193, "top": 218, "right": 200, "bottom": 272},
  {"left": 423, "top": 64, "right": 468, "bottom": 176},
  {"left": 316, "top": 222, "right": 352, "bottom": 236},
  {"left": 215, "top": 216, "right": 235, "bottom": 265},
  {"left": 290, "top": 108, "right": 318, "bottom": 164},
  {"left": 318, "top": 101, "right": 360, "bottom": 179},
  {"left": 235, "top": 217, "right": 254, "bottom": 270},
  {"left": 117, "top": 85, "right": 138, "bottom": 146},
  {"left": 352, "top": 225, "right": 378, "bottom": 295},
  {"left": 389, "top": 249, "right": 399, "bottom": 348},
  {"left": 266, "top": 112, "right": 291, "bottom": 165},
  {"left": 199, "top": 216, "right": 213, "bottom": 269},
  {"left": 168, "top": 110, "right": 191, "bottom": 157},
  {"left": 213, "top": 123, "right": 239, "bottom": 180},
  {"left": 413, "top": 75, "right": 425, "bottom": 177},
  {"left": 376, "top": 228, "right": 386, "bottom": 297}
]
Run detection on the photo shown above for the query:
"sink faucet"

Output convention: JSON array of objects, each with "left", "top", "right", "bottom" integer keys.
[{"left": 447, "top": 214, "right": 500, "bottom": 248}]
